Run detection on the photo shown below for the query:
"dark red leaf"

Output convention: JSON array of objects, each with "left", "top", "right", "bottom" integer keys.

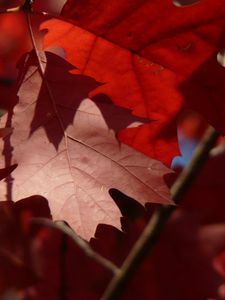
[
  {"left": 0, "top": 48, "right": 173, "bottom": 239},
  {"left": 0, "top": 195, "right": 51, "bottom": 295},
  {"left": 25, "top": 223, "right": 111, "bottom": 300}
]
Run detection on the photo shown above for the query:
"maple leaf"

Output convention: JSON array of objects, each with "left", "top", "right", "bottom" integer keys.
[
  {"left": 0, "top": 195, "right": 51, "bottom": 295},
  {"left": 0, "top": 49, "right": 173, "bottom": 239},
  {"left": 23, "top": 221, "right": 111, "bottom": 300},
  {"left": 39, "top": 0, "right": 225, "bottom": 166}
]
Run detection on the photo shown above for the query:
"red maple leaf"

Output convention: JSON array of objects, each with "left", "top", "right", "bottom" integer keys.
[
  {"left": 0, "top": 44, "right": 173, "bottom": 239},
  {"left": 48, "top": 0, "right": 225, "bottom": 166},
  {"left": 0, "top": 1, "right": 224, "bottom": 298}
]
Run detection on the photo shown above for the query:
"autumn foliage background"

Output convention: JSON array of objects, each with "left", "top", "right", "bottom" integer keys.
[{"left": 0, "top": 0, "right": 225, "bottom": 299}]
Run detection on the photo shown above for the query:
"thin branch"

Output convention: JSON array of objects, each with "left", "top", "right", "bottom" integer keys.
[
  {"left": 171, "top": 126, "right": 219, "bottom": 202},
  {"left": 101, "top": 126, "right": 220, "bottom": 300},
  {"left": 31, "top": 218, "right": 120, "bottom": 275}
]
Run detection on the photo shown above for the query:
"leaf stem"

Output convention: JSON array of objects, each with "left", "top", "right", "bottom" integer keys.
[
  {"left": 25, "top": 12, "right": 45, "bottom": 74},
  {"left": 101, "top": 126, "right": 220, "bottom": 300},
  {"left": 31, "top": 218, "right": 120, "bottom": 275}
]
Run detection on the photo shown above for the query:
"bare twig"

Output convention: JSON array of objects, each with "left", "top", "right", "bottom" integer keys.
[
  {"left": 170, "top": 126, "right": 219, "bottom": 202},
  {"left": 101, "top": 126, "right": 220, "bottom": 300},
  {"left": 31, "top": 218, "right": 120, "bottom": 275}
]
